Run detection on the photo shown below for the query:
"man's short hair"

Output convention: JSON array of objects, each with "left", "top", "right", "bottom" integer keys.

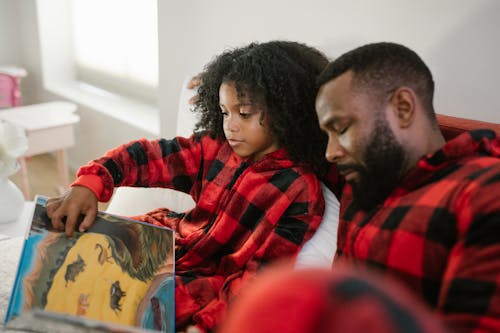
[{"left": 317, "top": 42, "right": 436, "bottom": 119}]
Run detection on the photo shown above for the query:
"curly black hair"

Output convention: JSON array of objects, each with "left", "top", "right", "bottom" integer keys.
[
  {"left": 193, "top": 40, "right": 329, "bottom": 176},
  {"left": 317, "top": 42, "right": 436, "bottom": 123}
]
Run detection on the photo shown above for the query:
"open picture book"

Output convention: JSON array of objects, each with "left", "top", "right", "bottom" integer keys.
[{"left": 4, "top": 196, "right": 175, "bottom": 333}]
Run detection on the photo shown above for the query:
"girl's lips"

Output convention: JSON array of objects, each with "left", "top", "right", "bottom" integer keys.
[{"left": 228, "top": 139, "right": 243, "bottom": 146}]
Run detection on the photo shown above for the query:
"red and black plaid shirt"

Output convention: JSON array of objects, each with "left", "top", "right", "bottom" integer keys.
[
  {"left": 334, "top": 129, "right": 500, "bottom": 333},
  {"left": 74, "top": 133, "right": 325, "bottom": 331}
]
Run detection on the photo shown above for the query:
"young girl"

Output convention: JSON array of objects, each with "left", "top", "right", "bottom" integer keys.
[{"left": 47, "top": 40, "right": 329, "bottom": 332}]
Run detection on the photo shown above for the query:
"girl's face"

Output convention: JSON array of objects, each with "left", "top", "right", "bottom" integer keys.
[{"left": 219, "top": 81, "right": 279, "bottom": 161}]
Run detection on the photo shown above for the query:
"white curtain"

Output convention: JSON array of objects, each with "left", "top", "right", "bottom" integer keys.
[{"left": 71, "top": 0, "right": 158, "bottom": 97}]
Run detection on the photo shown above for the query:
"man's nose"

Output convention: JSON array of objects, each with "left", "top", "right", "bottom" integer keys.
[{"left": 325, "top": 136, "right": 346, "bottom": 163}]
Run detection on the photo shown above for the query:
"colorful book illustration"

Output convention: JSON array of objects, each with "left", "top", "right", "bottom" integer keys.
[{"left": 4, "top": 196, "right": 175, "bottom": 333}]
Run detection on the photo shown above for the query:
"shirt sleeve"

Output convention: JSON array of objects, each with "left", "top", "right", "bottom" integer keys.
[
  {"left": 72, "top": 134, "right": 215, "bottom": 202},
  {"left": 438, "top": 163, "right": 500, "bottom": 332}
]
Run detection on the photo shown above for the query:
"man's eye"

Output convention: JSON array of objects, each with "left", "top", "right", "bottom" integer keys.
[
  {"left": 338, "top": 126, "right": 349, "bottom": 135},
  {"left": 333, "top": 123, "right": 349, "bottom": 135}
]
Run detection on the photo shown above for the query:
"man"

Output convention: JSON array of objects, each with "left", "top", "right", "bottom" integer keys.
[{"left": 315, "top": 42, "right": 500, "bottom": 332}]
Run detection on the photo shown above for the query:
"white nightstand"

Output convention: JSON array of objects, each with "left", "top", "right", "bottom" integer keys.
[{"left": 0, "top": 101, "right": 80, "bottom": 199}]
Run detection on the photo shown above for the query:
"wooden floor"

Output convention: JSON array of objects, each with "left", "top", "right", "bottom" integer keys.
[
  {"left": 9, "top": 154, "right": 108, "bottom": 210},
  {"left": 9, "top": 153, "right": 75, "bottom": 200}
]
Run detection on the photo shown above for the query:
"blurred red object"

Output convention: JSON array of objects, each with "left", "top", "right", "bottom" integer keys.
[{"left": 218, "top": 264, "right": 448, "bottom": 333}]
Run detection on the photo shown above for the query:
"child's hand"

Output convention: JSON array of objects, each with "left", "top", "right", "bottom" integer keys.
[{"left": 46, "top": 186, "right": 98, "bottom": 238}]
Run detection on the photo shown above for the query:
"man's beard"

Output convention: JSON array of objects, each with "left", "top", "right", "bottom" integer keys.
[{"left": 349, "top": 117, "right": 407, "bottom": 211}]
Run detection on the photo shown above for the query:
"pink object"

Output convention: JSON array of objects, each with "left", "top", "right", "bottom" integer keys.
[
  {"left": 0, "top": 67, "right": 27, "bottom": 108},
  {"left": 0, "top": 73, "right": 21, "bottom": 107}
]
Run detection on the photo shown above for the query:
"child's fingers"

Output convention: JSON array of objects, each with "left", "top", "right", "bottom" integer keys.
[
  {"left": 50, "top": 209, "right": 66, "bottom": 232},
  {"left": 64, "top": 210, "right": 79, "bottom": 238},
  {"left": 79, "top": 209, "right": 97, "bottom": 233},
  {"left": 46, "top": 196, "right": 63, "bottom": 217}
]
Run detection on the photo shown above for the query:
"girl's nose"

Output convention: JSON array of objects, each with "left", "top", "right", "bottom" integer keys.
[{"left": 225, "top": 114, "right": 239, "bottom": 132}]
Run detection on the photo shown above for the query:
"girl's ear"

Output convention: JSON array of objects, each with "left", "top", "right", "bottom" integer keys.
[{"left": 390, "top": 87, "right": 416, "bottom": 129}]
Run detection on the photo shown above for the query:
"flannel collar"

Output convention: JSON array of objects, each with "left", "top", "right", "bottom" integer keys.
[
  {"left": 398, "top": 129, "right": 500, "bottom": 192},
  {"left": 232, "top": 145, "right": 302, "bottom": 172}
]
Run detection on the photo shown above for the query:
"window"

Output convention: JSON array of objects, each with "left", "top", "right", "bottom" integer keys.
[{"left": 70, "top": 0, "right": 158, "bottom": 103}]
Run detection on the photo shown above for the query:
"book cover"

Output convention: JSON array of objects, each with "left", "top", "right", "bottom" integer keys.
[{"left": 4, "top": 196, "right": 175, "bottom": 333}]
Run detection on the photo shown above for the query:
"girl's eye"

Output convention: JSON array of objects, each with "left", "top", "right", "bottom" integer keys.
[{"left": 221, "top": 111, "right": 228, "bottom": 117}]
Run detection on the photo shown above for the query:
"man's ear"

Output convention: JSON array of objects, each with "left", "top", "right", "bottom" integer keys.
[{"left": 390, "top": 87, "right": 416, "bottom": 128}]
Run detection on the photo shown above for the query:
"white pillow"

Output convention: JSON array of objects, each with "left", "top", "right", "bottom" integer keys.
[
  {"left": 295, "top": 182, "right": 339, "bottom": 269},
  {"left": 106, "top": 187, "right": 195, "bottom": 217}
]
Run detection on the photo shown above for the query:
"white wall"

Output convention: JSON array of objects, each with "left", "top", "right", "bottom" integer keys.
[
  {"left": 1, "top": 0, "right": 499, "bottom": 173},
  {"left": 0, "top": 0, "right": 43, "bottom": 104},
  {"left": 0, "top": 0, "right": 21, "bottom": 65},
  {"left": 158, "top": 0, "right": 500, "bottom": 132}
]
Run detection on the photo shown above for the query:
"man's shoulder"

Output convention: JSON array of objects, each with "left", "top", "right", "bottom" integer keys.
[
  {"left": 456, "top": 153, "right": 500, "bottom": 178},
  {"left": 424, "top": 155, "right": 500, "bottom": 196}
]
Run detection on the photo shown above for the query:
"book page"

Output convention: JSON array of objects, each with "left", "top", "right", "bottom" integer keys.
[{"left": 5, "top": 196, "right": 175, "bottom": 333}]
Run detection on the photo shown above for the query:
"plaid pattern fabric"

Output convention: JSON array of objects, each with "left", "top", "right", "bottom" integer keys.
[
  {"left": 218, "top": 266, "right": 448, "bottom": 333},
  {"left": 75, "top": 133, "right": 325, "bottom": 331},
  {"left": 334, "top": 130, "right": 500, "bottom": 333}
]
